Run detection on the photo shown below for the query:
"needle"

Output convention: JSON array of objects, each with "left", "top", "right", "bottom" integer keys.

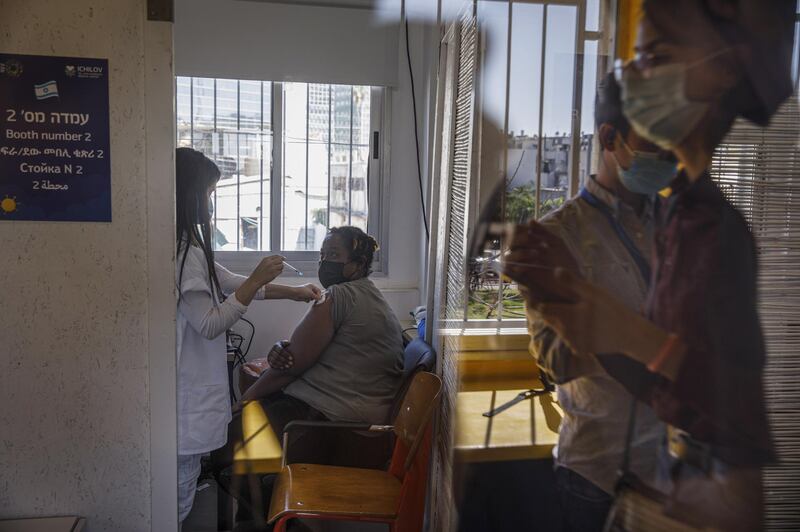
[{"left": 282, "top": 261, "right": 303, "bottom": 276}]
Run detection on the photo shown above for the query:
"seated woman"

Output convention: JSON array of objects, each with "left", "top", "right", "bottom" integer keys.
[
  {"left": 238, "top": 226, "right": 405, "bottom": 467},
  {"left": 213, "top": 226, "right": 404, "bottom": 518}
]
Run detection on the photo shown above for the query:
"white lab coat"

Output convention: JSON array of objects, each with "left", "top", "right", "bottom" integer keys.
[{"left": 176, "top": 244, "right": 258, "bottom": 455}]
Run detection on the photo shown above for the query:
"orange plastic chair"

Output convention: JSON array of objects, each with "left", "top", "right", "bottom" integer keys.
[{"left": 267, "top": 371, "right": 442, "bottom": 532}]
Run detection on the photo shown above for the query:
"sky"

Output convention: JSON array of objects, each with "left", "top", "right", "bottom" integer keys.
[
  {"left": 372, "top": 0, "right": 603, "bottom": 136},
  {"left": 479, "top": 0, "right": 599, "bottom": 137}
]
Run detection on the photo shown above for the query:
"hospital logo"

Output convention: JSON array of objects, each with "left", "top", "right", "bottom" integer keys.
[
  {"left": 0, "top": 59, "right": 23, "bottom": 77},
  {"left": 70, "top": 64, "right": 104, "bottom": 79},
  {"left": 34, "top": 80, "right": 59, "bottom": 100}
]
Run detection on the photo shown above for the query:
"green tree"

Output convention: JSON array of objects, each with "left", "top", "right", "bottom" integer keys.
[
  {"left": 540, "top": 195, "right": 565, "bottom": 218},
  {"left": 505, "top": 184, "right": 565, "bottom": 222},
  {"left": 505, "top": 184, "right": 536, "bottom": 223}
]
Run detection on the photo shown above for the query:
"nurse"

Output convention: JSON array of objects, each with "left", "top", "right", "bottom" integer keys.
[
  {"left": 506, "top": 1, "right": 794, "bottom": 529},
  {"left": 174, "top": 147, "right": 320, "bottom": 524}
]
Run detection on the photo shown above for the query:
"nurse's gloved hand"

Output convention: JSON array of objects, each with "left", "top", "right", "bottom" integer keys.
[
  {"left": 291, "top": 284, "right": 322, "bottom": 302},
  {"left": 267, "top": 340, "right": 294, "bottom": 371}
]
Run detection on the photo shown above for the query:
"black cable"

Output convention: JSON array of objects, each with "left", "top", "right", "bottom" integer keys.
[
  {"left": 225, "top": 317, "right": 257, "bottom": 403},
  {"left": 405, "top": 19, "right": 430, "bottom": 242},
  {"left": 226, "top": 332, "right": 241, "bottom": 404},
  {"left": 239, "top": 317, "right": 256, "bottom": 359},
  {"left": 506, "top": 150, "right": 526, "bottom": 188}
]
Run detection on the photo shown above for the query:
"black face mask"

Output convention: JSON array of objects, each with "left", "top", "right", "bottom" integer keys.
[{"left": 318, "top": 260, "right": 351, "bottom": 288}]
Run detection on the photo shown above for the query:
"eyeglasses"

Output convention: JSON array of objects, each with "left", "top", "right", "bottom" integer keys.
[
  {"left": 614, "top": 47, "right": 734, "bottom": 83},
  {"left": 614, "top": 51, "right": 664, "bottom": 82}
]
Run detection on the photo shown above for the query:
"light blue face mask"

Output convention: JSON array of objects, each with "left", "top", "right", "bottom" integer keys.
[
  {"left": 614, "top": 139, "right": 678, "bottom": 195},
  {"left": 617, "top": 151, "right": 678, "bottom": 195},
  {"left": 619, "top": 62, "right": 709, "bottom": 151}
]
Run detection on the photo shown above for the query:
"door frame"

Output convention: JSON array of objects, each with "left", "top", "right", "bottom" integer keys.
[{"left": 144, "top": 7, "right": 178, "bottom": 531}]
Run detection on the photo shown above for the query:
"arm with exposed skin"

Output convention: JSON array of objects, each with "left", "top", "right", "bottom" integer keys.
[{"left": 239, "top": 294, "right": 336, "bottom": 403}]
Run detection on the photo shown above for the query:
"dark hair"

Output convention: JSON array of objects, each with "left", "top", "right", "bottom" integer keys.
[
  {"left": 328, "top": 226, "right": 379, "bottom": 276},
  {"left": 176, "top": 147, "right": 223, "bottom": 301},
  {"left": 594, "top": 72, "right": 630, "bottom": 144}
]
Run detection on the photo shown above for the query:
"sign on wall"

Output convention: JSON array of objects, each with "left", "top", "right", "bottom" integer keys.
[{"left": 0, "top": 53, "right": 111, "bottom": 221}]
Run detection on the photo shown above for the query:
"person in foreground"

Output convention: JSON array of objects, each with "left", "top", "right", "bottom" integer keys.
[
  {"left": 175, "top": 147, "right": 321, "bottom": 525},
  {"left": 216, "top": 226, "right": 404, "bottom": 526},
  {"left": 526, "top": 73, "right": 671, "bottom": 532},
  {"left": 505, "top": 1, "right": 795, "bottom": 529}
]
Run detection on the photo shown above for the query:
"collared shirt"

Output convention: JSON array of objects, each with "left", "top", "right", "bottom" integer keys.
[
  {"left": 527, "top": 176, "right": 665, "bottom": 494},
  {"left": 647, "top": 172, "right": 773, "bottom": 464}
]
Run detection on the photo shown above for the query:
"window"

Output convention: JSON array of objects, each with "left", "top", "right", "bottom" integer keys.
[
  {"left": 465, "top": 0, "right": 608, "bottom": 324},
  {"left": 176, "top": 77, "right": 388, "bottom": 273}
]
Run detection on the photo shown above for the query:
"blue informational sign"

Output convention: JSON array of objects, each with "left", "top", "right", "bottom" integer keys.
[{"left": 0, "top": 53, "right": 111, "bottom": 221}]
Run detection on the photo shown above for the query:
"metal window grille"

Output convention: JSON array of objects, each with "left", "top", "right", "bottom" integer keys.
[
  {"left": 175, "top": 77, "right": 388, "bottom": 274},
  {"left": 425, "top": 3, "right": 613, "bottom": 530},
  {"left": 464, "top": 0, "right": 607, "bottom": 326}
]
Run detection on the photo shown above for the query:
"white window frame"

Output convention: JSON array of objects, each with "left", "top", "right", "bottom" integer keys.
[{"left": 177, "top": 78, "right": 392, "bottom": 277}]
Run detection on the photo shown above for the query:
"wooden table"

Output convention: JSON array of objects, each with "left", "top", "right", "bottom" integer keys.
[
  {"left": 454, "top": 389, "right": 564, "bottom": 530},
  {"left": 455, "top": 331, "right": 540, "bottom": 392},
  {"left": 455, "top": 388, "right": 562, "bottom": 463},
  {"left": 218, "top": 400, "right": 283, "bottom": 531},
  {"left": 454, "top": 330, "right": 565, "bottom": 531},
  {"left": 233, "top": 400, "right": 283, "bottom": 474},
  {"left": 446, "top": 331, "right": 563, "bottom": 462}
]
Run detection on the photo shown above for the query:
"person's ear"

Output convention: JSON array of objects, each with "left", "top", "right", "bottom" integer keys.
[{"left": 598, "top": 124, "right": 617, "bottom": 151}]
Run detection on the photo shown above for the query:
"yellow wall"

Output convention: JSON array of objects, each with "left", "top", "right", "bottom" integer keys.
[{"left": 615, "top": 0, "right": 642, "bottom": 61}]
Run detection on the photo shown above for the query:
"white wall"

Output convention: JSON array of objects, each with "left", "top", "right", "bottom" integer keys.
[{"left": 0, "top": 1, "right": 175, "bottom": 530}]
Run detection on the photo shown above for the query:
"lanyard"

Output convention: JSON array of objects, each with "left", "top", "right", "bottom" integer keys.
[{"left": 579, "top": 187, "right": 651, "bottom": 285}]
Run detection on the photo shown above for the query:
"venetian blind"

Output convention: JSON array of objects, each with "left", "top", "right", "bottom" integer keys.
[
  {"left": 430, "top": 8, "right": 479, "bottom": 532},
  {"left": 710, "top": 96, "right": 800, "bottom": 530}
]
